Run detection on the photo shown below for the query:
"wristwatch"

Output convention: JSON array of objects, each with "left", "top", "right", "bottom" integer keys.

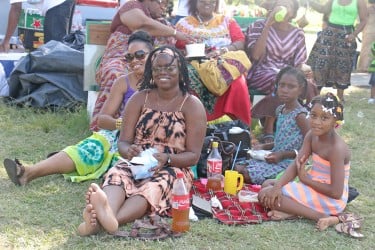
[{"left": 166, "top": 153, "right": 171, "bottom": 166}]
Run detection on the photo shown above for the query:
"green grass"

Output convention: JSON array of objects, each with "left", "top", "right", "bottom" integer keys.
[{"left": 1, "top": 86, "right": 375, "bottom": 249}]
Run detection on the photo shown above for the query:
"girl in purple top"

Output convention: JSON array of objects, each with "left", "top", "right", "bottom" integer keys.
[{"left": 3, "top": 31, "right": 154, "bottom": 185}]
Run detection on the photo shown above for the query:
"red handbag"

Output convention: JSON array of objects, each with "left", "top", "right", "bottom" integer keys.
[{"left": 76, "top": 0, "right": 120, "bottom": 8}]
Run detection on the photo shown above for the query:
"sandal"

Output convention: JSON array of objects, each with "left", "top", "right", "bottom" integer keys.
[
  {"left": 338, "top": 213, "right": 364, "bottom": 228},
  {"left": 335, "top": 222, "right": 364, "bottom": 238},
  {"left": 3, "top": 158, "right": 25, "bottom": 186},
  {"left": 113, "top": 215, "right": 182, "bottom": 240}
]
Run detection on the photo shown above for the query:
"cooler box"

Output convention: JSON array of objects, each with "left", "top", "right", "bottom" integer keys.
[
  {"left": 17, "top": 8, "right": 45, "bottom": 51},
  {"left": 0, "top": 53, "right": 28, "bottom": 77}
]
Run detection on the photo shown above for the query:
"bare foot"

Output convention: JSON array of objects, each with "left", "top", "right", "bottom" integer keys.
[
  {"left": 316, "top": 216, "right": 339, "bottom": 231},
  {"left": 267, "top": 210, "right": 296, "bottom": 221},
  {"left": 77, "top": 203, "right": 100, "bottom": 236},
  {"left": 89, "top": 183, "right": 119, "bottom": 233}
]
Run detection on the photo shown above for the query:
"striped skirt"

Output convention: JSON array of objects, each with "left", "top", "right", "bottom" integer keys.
[{"left": 282, "top": 153, "right": 349, "bottom": 215}]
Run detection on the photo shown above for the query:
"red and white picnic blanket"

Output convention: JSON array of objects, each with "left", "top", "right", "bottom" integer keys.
[{"left": 190, "top": 180, "right": 270, "bottom": 225}]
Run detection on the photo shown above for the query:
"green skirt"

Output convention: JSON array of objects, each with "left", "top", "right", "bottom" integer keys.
[{"left": 62, "top": 130, "right": 120, "bottom": 182}]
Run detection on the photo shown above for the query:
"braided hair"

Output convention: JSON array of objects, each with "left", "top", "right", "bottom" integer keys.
[
  {"left": 274, "top": 66, "right": 308, "bottom": 101},
  {"left": 307, "top": 92, "right": 344, "bottom": 122},
  {"left": 139, "top": 45, "right": 190, "bottom": 95}
]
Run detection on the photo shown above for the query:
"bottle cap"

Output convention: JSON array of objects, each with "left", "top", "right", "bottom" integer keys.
[
  {"left": 212, "top": 141, "right": 219, "bottom": 148},
  {"left": 177, "top": 172, "right": 184, "bottom": 178}
]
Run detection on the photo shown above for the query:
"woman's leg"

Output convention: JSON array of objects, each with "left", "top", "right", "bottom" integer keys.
[
  {"left": 115, "top": 195, "right": 150, "bottom": 225},
  {"left": 21, "top": 152, "right": 75, "bottom": 185},
  {"left": 83, "top": 183, "right": 149, "bottom": 234}
]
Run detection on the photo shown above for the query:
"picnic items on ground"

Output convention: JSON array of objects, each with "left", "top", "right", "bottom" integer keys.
[
  {"left": 206, "top": 141, "right": 223, "bottom": 191},
  {"left": 171, "top": 172, "right": 190, "bottom": 233},
  {"left": 207, "top": 120, "right": 251, "bottom": 159},
  {"left": 190, "top": 50, "right": 251, "bottom": 96},
  {"left": 247, "top": 149, "right": 272, "bottom": 161},
  {"left": 224, "top": 170, "right": 244, "bottom": 195},
  {"left": 197, "top": 136, "right": 235, "bottom": 178}
]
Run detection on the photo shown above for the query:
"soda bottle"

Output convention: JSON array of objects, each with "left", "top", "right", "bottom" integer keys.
[
  {"left": 274, "top": 6, "right": 287, "bottom": 22},
  {"left": 171, "top": 172, "right": 190, "bottom": 233},
  {"left": 206, "top": 141, "right": 222, "bottom": 191}
]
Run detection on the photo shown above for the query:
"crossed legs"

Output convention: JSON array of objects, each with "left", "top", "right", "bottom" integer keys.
[{"left": 266, "top": 195, "right": 339, "bottom": 231}]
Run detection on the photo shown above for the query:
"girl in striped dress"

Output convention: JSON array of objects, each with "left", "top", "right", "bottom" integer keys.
[{"left": 259, "top": 92, "right": 350, "bottom": 231}]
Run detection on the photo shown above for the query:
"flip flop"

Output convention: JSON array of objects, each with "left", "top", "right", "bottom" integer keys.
[
  {"left": 3, "top": 158, "right": 25, "bottom": 186},
  {"left": 335, "top": 222, "right": 364, "bottom": 238},
  {"left": 338, "top": 213, "right": 364, "bottom": 228}
]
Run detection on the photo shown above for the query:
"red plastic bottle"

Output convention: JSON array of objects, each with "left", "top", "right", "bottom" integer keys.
[
  {"left": 171, "top": 172, "right": 190, "bottom": 233},
  {"left": 206, "top": 141, "right": 223, "bottom": 191}
]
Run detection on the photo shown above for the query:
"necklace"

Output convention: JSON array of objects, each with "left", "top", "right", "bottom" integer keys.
[
  {"left": 196, "top": 13, "right": 214, "bottom": 26},
  {"left": 157, "top": 92, "right": 179, "bottom": 109}
]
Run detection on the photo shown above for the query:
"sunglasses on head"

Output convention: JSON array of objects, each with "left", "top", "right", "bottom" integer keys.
[{"left": 125, "top": 50, "right": 148, "bottom": 63}]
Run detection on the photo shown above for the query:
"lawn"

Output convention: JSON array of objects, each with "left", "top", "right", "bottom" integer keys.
[{"left": 0, "top": 85, "right": 374, "bottom": 250}]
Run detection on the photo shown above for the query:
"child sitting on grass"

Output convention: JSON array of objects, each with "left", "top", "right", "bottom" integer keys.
[{"left": 258, "top": 93, "right": 363, "bottom": 238}]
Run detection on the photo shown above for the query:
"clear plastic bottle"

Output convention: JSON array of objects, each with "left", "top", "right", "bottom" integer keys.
[
  {"left": 171, "top": 172, "right": 190, "bottom": 233},
  {"left": 206, "top": 141, "right": 223, "bottom": 191}
]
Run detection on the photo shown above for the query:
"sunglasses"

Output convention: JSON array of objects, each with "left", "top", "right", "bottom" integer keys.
[
  {"left": 152, "top": 65, "right": 178, "bottom": 74},
  {"left": 125, "top": 50, "right": 148, "bottom": 63}
]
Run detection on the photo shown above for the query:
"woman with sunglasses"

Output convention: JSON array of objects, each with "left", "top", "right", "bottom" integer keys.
[
  {"left": 91, "top": 0, "right": 194, "bottom": 132},
  {"left": 77, "top": 46, "right": 206, "bottom": 236},
  {"left": 3, "top": 31, "right": 154, "bottom": 186},
  {"left": 174, "top": 0, "right": 251, "bottom": 125}
]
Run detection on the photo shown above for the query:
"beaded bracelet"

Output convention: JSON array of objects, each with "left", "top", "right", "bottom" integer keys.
[{"left": 115, "top": 118, "right": 123, "bottom": 130}]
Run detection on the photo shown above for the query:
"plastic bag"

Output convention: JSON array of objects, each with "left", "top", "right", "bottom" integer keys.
[
  {"left": 119, "top": 148, "right": 158, "bottom": 180},
  {"left": 62, "top": 30, "right": 85, "bottom": 51}
]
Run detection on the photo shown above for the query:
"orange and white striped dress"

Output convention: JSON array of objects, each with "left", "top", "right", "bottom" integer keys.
[{"left": 282, "top": 153, "right": 350, "bottom": 215}]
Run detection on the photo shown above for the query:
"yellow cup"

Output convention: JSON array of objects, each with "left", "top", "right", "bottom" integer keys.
[{"left": 224, "top": 170, "right": 244, "bottom": 195}]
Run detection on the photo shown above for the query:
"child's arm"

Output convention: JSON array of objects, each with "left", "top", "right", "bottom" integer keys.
[{"left": 297, "top": 138, "right": 349, "bottom": 199}]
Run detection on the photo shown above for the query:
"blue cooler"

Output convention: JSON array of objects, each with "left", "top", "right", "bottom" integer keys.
[{"left": 0, "top": 53, "right": 28, "bottom": 77}]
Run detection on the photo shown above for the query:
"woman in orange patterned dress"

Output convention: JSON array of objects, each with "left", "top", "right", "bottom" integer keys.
[{"left": 78, "top": 46, "right": 206, "bottom": 236}]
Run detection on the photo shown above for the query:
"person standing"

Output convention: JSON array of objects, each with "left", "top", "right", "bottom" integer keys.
[
  {"left": 307, "top": 0, "right": 368, "bottom": 103},
  {"left": 357, "top": 0, "right": 375, "bottom": 72},
  {"left": 0, "top": 0, "right": 76, "bottom": 53}
]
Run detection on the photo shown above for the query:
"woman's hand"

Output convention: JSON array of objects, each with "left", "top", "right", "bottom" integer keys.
[
  {"left": 175, "top": 31, "right": 195, "bottom": 44},
  {"left": 259, "top": 184, "right": 282, "bottom": 209},
  {"left": 264, "top": 152, "right": 283, "bottom": 164},
  {"left": 125, "top": 144, "right": 142, "bottom": 160},
  {"left": 206, "top": 49, "right": 221, "bottom": 59},
  {"left": 345, "top": 33, "right": 356, "bottom": 43},
  {"left": 151, "top": 152, "right": 169, "bottom": 173}
]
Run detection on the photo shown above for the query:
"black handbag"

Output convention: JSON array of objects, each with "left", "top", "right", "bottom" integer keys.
[
  {"left": 197, "top": 136, "right": 235, "bottom": 178},
  {"left": 206, "top": 120, "right": 251, "bottom": 159}
]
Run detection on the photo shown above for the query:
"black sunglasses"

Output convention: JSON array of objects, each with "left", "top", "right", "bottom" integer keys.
[{"left": 125, "top": 50, "right": 148, "bottom": 63}]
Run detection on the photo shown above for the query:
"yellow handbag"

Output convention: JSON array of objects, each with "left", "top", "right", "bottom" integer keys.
[{"left": 191, "top": 50, "right": 251, "bottom": 96}]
